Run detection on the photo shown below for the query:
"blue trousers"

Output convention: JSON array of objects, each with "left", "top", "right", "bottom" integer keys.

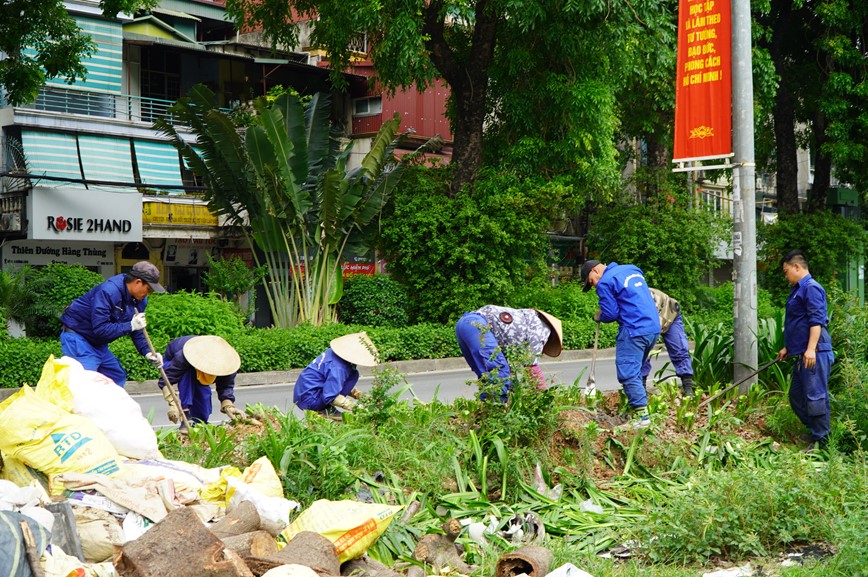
[
  {"left": 790, "top": 351, "right": 833, "bottom": 443},
  {"left": 641, "top": 314, "right": 694, "bottom": 379},
  {"left": 456, "top": 312, "right": 511, "bottom": 400},
  {"left": 617, "top": 331, "right": 659, "bottom": 408},
  {"left": 60, "top": 331, "right": 127, "bottom": 387},
  {"left": 177, "top": 370, "right": 214, "bottom": 423}
]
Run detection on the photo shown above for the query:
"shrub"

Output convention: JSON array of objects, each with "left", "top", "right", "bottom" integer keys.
[
  {"left": 758, "top": 211, "right": 868, "bottom": 305},
  {"left": 0, "top": 338, "right": 62, "bottom": 386},
  {"left": 338, "top": 275, "right": 409, "bottom": 327},
  {"left": 22, "top": 264, "right": 104, "bottom": 338},
  {"left": 202, "top": 256, "right": 268, "bottom": 322},
  {"left": 685, "top": 282, "right": 779, "bottom": 331},
  {"left": 378, "top": 166, "right": 561, "bottom": 323},
  {"left": 143, "top": 291, "right": 247, "bottom": 341}
]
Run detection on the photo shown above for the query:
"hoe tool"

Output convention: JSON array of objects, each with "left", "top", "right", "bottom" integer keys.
[
  {"left": 142, "top": 327, "right": 193, "bottom": 431},
  {"left": 584, "top": 320, "right": 601, "bottom": 395},
  {"left": 698, "top": 358, "right": 781, "bottom": 409}
]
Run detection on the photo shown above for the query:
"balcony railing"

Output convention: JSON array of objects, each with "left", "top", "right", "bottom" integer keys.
[{"left": 4, "top": 86, "right": 181, "bottom": 126}]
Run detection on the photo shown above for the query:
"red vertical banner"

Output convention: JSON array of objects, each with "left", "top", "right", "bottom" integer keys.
[{"left": 673, "top": 0, "right": 733, "bottom": 161}]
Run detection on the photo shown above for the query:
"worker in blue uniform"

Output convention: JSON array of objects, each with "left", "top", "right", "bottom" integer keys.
[
  {"left": 642, "top": 288, "right": 695, "bottom": 397},
  {"left": 60, "top": 261, "right": 165, "bottom": 387},
  {"left": 157, "top": 335, "right": 243, "bottom": 426},
  {"left": 776, "top": 250, "right": 834, "bottom": 450},
  {"left": 581, "top": 259, "right": 661, "bottom": 428},
  {"left": 293, "top": 332, "right": 379, "bottom": 416}
]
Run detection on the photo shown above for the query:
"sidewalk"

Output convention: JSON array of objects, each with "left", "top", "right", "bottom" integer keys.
[{"left": 0, "top": 348, "right": 615, "bottom": 400}]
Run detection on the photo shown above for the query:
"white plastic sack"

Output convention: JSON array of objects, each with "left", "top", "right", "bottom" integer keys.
[{"left": 60, "top": 357, "right": 162, "bottom": 460}]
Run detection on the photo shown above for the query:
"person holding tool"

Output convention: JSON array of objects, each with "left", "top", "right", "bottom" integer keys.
[
  {"left": 157, "top": 335, "right": 243, "bottom": 427},
  {"left": 455, "top": 306, "right": 563, "bottom": 400},
  {"left": 293, "top": 332, "right": 379, "bottom": 417},
  {"left": 581, "top": 259, "right": 660, "bottom": 428},
  {"left": 642, "top": 288, "right": 695, "bottom": 397},
  {"left": 776, "top": 250, "right": 834, "bottom": 451},
  {"left": 60, "top": 261, "right": 166, "bottom": 387}
]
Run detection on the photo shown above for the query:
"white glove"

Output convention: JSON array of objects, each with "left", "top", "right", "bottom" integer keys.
[
  {"left": 145, "top": 352, "right": 163, "bottom": 368},
  {"left": 130, "top": 312, "right": 147, "bottom": 331},
  {"left": 331, "top": 394, "right": 358, "bottom": 412},
  {"left": 349, "top": 388, "right": 363, "bottom": 400},
  {"left": 221, "top": 399, "right": 244, "bottom": 420}
]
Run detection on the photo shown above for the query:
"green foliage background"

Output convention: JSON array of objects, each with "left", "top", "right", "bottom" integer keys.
[
  {"left": 585, "top": 192, "right": 728, "bottom": 308},
  {"left": 338, "top": 274, "right": 409, "bottom": 327},
  {"left": 22, "top": 264, "right": 104, "bottom": 338},
  {"left": 377, "top": 167, "right": 565, "bottom": 323},
  {"left": 757, "top": 211, "right": 868, "bottom": 304}
]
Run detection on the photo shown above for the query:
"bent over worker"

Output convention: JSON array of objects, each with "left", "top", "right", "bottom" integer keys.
[
  {"left": 60, "top": 261, "right": 166, "bottom": 387},
  {"left": 455, "top": 306, "right": 563, "bottom": 400},
  {"left": 581, "top": 260, "right": 660, "bottom": 428},
  {"left": 158, "top": 335, "right": 243, "bottom": 426},
  {"left": 642, "top": 288, "right": 695, "bottom": 397},
  {"left": 293, "top": 332, "right": 379, "bottom": 416}
]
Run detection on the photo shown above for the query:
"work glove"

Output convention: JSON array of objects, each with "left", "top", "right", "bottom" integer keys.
[
  {"left": 130, "top": 312, "right": 147, "bottom": 332},
  {"left": 593, "top": 308, "right": 602, "bottom": 322},
  {"left": 161, "top": 386, "right": 180, "bottom": 424},
  {"left": 331, "top": 394, "right": 358, "bottom": 412},
  {"left": 349, "top": 388, "right": 363, "bottom": 400},
  {"left": 221, "top": 399, "right": 244, "bottom": 420},
  {"left": 145, "top": 352, "right": 163, "bottom": 368}
]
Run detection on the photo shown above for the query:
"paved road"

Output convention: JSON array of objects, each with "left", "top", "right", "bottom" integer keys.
[{"left": 137, "top": 350, "right": 676, "bottom": 427}]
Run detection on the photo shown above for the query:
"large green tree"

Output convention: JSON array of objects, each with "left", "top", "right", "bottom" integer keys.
[
  {"left": 226, "top": 0, "right": 674, "bottom": 195},
  {"left": 0, "top": 0, "right": 157, "bottom": 106},
  {"left": 754, "top": 0, "right": 868, "bottom": 213}
]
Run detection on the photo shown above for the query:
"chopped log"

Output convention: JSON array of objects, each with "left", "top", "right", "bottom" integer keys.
[
  {"left": 413, "top": 531, "right": 472, "bottom": 575},
  {"left": 272, "top": 531, "right": 340, "bottom": 575},
  {"left": 115, "top": 506, "right": 254, "bottom": 577},
  {"left": 20, "top": 520, "right": 46, "bottom": 577},
  {"left": 495, "top": 545, "right": 553, "bottom": 577},
  {"left": 441, "top": 518, "right": 462, "bottom": 542},
  {"left": 211, "top": 501, "right": 262, "bottom": 539},
  {"left": 400, "top": 501, "right": 421, "bottom": 524},
  {"left": 341, "top": 556, "right": 404, "bottom": 577},
  {"left": 222, "top": 531, "right": 279, "bottom": 558}
]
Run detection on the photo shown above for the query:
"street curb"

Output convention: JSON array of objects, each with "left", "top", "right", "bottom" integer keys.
[{"left": 0, "top": 347, "right": 618, "bottom": 400}]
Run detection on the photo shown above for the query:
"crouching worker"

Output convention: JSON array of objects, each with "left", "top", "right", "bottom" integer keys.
[
  {"left": 293, "top": 332, "right": 379, "bottom": 417},
  {"left": 158, "top": 335, "right": 243, "bottom": 427}
]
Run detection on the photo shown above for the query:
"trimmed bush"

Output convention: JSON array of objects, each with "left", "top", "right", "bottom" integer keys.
[
  {"left": 0, "top": 339, "right": 62, "bottom": 387},
  {"left": 22, "top": 264, "right": 104, "bottom": 338},
  {"left": 338, "top": 274, "right": 409, "bottom": 327}
]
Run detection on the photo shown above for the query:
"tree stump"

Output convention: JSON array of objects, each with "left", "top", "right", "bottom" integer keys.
[
  {"left": 495, "top": 545, "right": 553, "bottom": 577},
  {"left": 341, "top": 556, "right": 404, "bottom": 577},
  {"left": 412, "top": 519, "right": 473, "bottom": 575},
  {"left": 115, "top": 506, "right": 254, "bottom": 577}
]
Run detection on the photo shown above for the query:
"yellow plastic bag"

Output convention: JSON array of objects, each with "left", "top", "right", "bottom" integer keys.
[
  {"left": 200, "top": 466, "right": 243, "bottom": 505},
  {"left": 277, "top": 499, "right": 402, "bottom": 562},
  {"left": 0, "top": 386, "right": 122, "bottom": 482},
  {"left": 200, "top": 457, "right": 283, "bottom": 506}
]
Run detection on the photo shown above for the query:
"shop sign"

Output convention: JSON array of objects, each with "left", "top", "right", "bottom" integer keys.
[
  {"left": 28, "top": 187, "right": 142, "bottom": 242},
  {"left": 164, "top": 238, "right": 219, "bottom": 267},
  {"left": 2, "top": 240, "right": 115, "bottom": 269},
  {"left": 143, "top": 201, "right": 219, "bottom": 226}
]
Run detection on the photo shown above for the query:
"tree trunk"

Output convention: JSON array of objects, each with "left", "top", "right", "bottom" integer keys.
[
  {"left": 495, "top": 545, "right": 553, "bottom": 577},
  {"left": 807, "top": 110, "right": 831, "bottom": 212},
  {"left": 210, "top": 501, "right": 262, "bottom": 539},
  {"left": 773, "top": 71, "right": 800, "bottom": 214},
  {"left": 423, "top": 0, "right": 498, "bottom": 195},
  {"left": 221, "top": 531, "right": 279, "bottom": 559}
]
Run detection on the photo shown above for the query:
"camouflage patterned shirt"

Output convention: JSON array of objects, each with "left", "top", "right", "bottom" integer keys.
[{"left": 476, "top": 305, "right": 551, "bottom": 359}]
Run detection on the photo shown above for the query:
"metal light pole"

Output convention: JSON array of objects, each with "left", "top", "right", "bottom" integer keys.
[{"left": 731, "top": 0, "right": 758, "bottom": 391}]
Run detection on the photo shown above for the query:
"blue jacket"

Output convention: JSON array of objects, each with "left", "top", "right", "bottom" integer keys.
[
  {"left": 60, "top": 274, "right": 149, "bottom": 355},
  {"left": 785, "top": 274, "right": 832, "bottom": 356},
  {"left": 293, "top": 349, "right": 359, "bottom": 411},
  {"left": 596, "top": 262, "right": 660, "bottom": 337},
  {"left": 157, "top": 336, "right": 236, "bottom": 402}
]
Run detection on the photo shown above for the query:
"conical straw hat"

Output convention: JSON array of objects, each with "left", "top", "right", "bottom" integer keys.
[
  {"left": 182, "top": 335, "right": 241, "bottom": 376},
  {"left": 330, "top": 332, "right": 379, "bottom": 367},
  {"left": 534, "top": 309, "right": 563, "bottom": 357}
]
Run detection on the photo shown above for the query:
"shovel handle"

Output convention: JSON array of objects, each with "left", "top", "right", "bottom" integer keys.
[
  {"left": 584, "top": 321, "right": 601, "bottom": 392},
  {"left": 141, "top": 327, "right": 193, "bottom": 431}
]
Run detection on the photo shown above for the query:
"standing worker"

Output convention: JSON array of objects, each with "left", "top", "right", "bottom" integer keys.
[
  {"left": 581, "top": 260, "right": 660, "bottom": 428},
  {"left": 158, "top": 335, "right": 243, "bottom": 427},
  {"left": 293, "top": 332, "right": 379, "bottom": 416},
  {"left": 60, "top": 261, "right": 166, "bottom": 387},
  {"left": 776, "top": 250, "right": 834, "bottom": 451},
  {"left": 642, "top": 288, "right": 695, "bottom": 397},
  {"left": 455, "top": 306, "right": 563, "bottom": 400}
]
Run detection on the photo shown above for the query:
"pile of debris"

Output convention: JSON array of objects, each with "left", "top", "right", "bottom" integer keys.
[{"left": 0, "top": 356, "right": 591, "bottom": 577}]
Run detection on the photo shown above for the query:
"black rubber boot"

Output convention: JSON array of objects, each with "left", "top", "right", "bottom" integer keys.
[
  {"left": 642, "top": 376, "right": 648, "bottom": 391},
  {"left": 680, "top": 376, "right": 694, "bottom": 398}
]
